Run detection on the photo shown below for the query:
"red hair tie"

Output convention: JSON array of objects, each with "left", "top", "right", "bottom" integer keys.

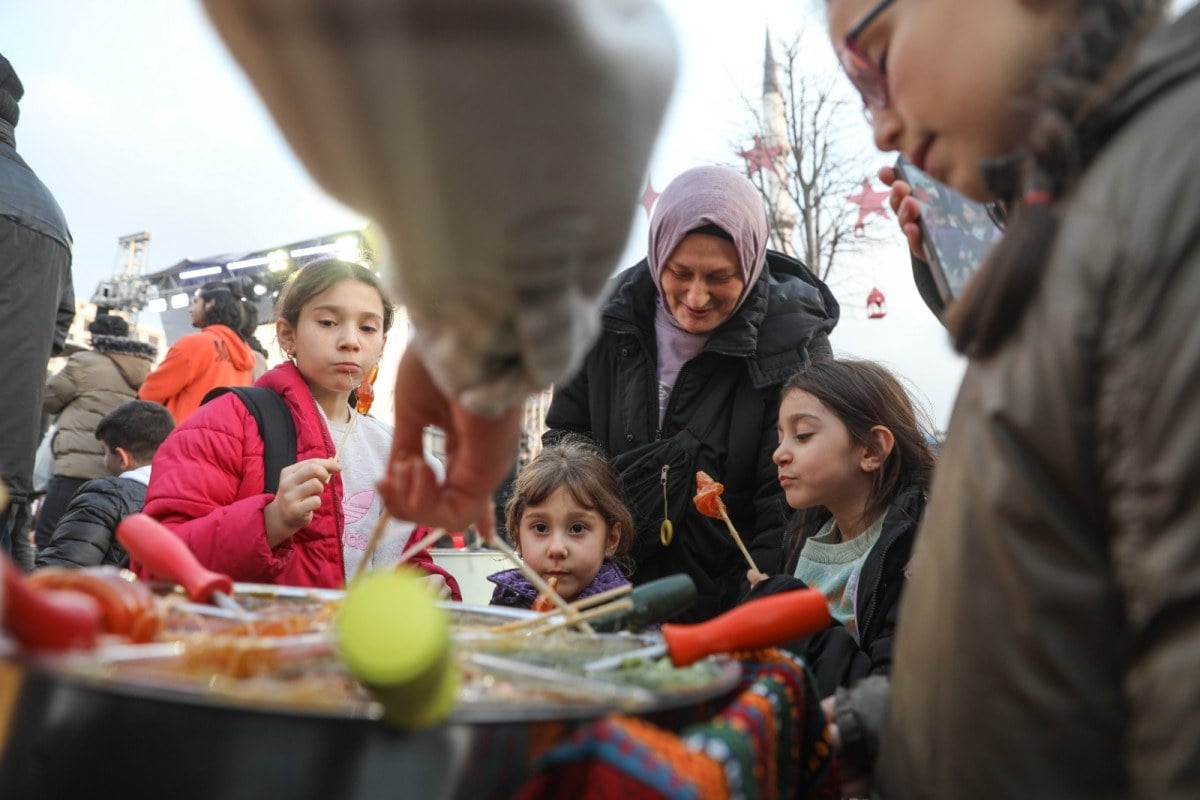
[{"left": 1022, "top": 189, "right": 1055, "bottom": 206}]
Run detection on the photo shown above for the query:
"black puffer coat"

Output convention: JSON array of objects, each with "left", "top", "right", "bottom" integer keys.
[
  {"left": 35, "top": 476, "right": 145, "bottom": 569},
  {"left": 746, "top": 486, "right": 925, "bottom": 698},
  {"left": 545, "top": 251, "right": 838, "bottom": 622}
]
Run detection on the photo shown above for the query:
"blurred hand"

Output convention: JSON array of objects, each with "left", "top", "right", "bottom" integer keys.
[
  {"left": 265, "top": 458, "right": 341, "bottom": 547},
  {"left": 747, "top": 568, "right": 769, "bottom": 588},
  {"left": 878, "top": 164, "right": 929, "bottom": 262},
  {"left": 421, "top": 573, "right": 452, "bottom": 599},
  {"left": 821, "top": 693, "right": 875, "bottom": 800},
  {"left": 379, "top": 349, "right": 522, "bottom": 540}
]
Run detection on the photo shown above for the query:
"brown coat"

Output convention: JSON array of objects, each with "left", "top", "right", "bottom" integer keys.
[
  {"left": 43, "top": 341, "right": 155, "bottom": 479},
  {"left": 878, "top": 9, "right": 1200, "bottom": 799}
]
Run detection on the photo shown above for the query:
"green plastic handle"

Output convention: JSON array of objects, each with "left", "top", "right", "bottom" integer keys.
[{"left": 591, "top": 574, "right": 697, "bottom": 632}]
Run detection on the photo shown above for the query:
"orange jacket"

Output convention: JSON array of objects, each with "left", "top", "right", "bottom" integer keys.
[{"left": 138, "top": 324, "right": 254, "bottom": 423}]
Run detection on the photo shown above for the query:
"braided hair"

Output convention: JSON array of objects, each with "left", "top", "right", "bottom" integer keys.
[{"left": 945, "top": 1, "right": 1167, "bottom": 357}]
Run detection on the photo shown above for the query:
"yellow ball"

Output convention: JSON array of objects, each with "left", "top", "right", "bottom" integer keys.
[{"left": 336, "top": 569, "right": 457, "bottom": 728}]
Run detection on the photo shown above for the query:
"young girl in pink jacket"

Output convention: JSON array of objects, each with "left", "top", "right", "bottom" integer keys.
[{"left": 142, "top": 259, "right": 458, "bottom": 596}]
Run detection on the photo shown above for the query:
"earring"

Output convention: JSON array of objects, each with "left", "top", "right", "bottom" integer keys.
[{"left": 285, "top": 349, "right": 296, "bottom": 362}]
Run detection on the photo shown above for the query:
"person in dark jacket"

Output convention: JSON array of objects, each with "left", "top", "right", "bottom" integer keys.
[
  {"left": 37, "top": 400, "right": 174, "bottom": 570},
  {"left": 545, "top": 165, "right": 838, "bottom": 622},
  {"left": 0, "top": 52, "right": 75, "bottom": 562},
  {"left": 744, "top": 360, "right": 935, "bottom": 699}
]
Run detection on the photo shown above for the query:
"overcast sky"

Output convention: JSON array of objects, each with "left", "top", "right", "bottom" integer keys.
[{"left": 2, "top": 0, "right": 967, "bottom": 427}]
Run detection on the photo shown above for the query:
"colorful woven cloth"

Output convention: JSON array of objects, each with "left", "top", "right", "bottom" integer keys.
[{"left": 511, "top": 649, "right": 839, "bottom": 800}]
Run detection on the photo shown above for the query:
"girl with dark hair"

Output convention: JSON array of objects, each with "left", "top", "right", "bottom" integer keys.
[
  {"left": 488, "top": 435, "right": 634, "bottom": 609},
  {"left": 746, "top": 359, "right": 934, "bottom": 699},
  {"left": 825, "top": 0, "right": 1199, "bottom": 796},
  {"left": 143, "top": 260, "right": 459, "bottom": 596}
]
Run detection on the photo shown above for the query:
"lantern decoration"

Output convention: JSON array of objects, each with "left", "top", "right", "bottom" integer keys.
[{"left": 866, "top": 286, "right": 888, "bottom": 319}]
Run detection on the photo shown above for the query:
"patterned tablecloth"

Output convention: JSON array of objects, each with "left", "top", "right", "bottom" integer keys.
[{"left": 457, "top": 649, "right": 842, "bottom": 800}]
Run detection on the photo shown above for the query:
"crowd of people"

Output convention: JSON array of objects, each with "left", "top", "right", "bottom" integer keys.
[{"left": 4, "top": 0, "right": 1200, "bottom": 795}]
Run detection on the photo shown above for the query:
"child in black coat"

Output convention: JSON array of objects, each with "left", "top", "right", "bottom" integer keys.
[
  {"left": 36, "top": 400, "right": 174, "bottom": 569},
  {"left": 745, "top": 359, "right": 935, "bottom": 697}
]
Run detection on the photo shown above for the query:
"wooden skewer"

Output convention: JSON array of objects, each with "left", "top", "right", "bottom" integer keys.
[
  {"left": 334, "top": 410, "right": 357, "bottom": 461},
  {"left": 718, "top": 501, "right": 760, "bottom": 573},
  {"left": 395, "top": 528, "right": 447, "bottom": 567},
  {"left": 568, "top": 583, "right": 634, "bottom": 612},
  {"left": 527, "top": 598, "right": 634, "bottom": 636},
  {"left": 486, "top": 534, "right": 594, "bottom": 634},
  {"left": 352, "top": 512, "right": 391, "bottom": 583},
  {"left": 490, "top": 583, "right": 633, "bottom": 634}
]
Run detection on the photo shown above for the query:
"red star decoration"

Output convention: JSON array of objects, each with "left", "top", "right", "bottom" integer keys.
[
  {"left": 738, "top": 135, "right": 784, "bottom": 176},
  {"left": 846, "top": 178, "right": 891, "bottom": 232},
  {"left": 640, "top": 178, "right": 660, "bottom": 218}
]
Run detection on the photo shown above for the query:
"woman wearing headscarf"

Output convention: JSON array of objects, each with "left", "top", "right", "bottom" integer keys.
[{"left": 545, "top": 165, "right": 839, "bottom": 622}]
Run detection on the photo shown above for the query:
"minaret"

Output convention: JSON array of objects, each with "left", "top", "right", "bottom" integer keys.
[{"left": 763, "top": 30, "right": 796, "bottom": 255}]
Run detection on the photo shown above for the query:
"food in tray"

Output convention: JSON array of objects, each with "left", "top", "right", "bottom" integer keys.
[{"left": 34, "top": 570, "right": 735, "bottom": 721}]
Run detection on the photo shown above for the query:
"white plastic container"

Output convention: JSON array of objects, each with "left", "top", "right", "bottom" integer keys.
[{"left": 430, "top": 548, "right": 509, "bottom": 606}]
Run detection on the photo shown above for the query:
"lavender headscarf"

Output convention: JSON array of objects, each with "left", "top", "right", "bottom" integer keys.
[{"left": 648, "top": 165, "right": 769, "bottom": 420}]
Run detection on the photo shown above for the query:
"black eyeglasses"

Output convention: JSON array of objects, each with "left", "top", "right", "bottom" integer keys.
[{"left": 837, "top": 0, "right": 896, "bottom": 113}]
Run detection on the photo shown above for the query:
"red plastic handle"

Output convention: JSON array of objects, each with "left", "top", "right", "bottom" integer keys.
[
  {"left": 2, "top": 557, "right": 101, "bottom": 651},
  {"left": 661, "top": 588, "right": 832, "bottom": 666},
  {"left": 116, "top": 513, "right": 233, "bottom": 603}
]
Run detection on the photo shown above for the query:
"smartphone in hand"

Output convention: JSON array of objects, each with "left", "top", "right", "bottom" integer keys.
[{"left": 893, "top": 155, "right": 1003, "bottom": 304}]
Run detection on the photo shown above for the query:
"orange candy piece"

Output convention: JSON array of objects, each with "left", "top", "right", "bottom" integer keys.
[
  {"left": 356, "top": 363, "right": 380, "bottom": 414},
  {"left": 531, "top": 576, "right": 559, "bottom": 612},
  {"left": 693, "top": 470, "right": 726, "bottom": 519}
]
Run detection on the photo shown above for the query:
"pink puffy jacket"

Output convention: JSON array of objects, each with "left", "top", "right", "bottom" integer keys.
[{"left": 142, "top": 362, "right": 459, "bottom": 596}]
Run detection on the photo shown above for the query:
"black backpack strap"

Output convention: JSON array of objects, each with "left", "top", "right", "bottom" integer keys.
[{"left": 200, "top": 386, "right": 297, "bottom": 494}]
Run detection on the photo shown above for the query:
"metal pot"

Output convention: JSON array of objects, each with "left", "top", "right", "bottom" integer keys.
[{"left": 0, "top": 586, "right": 740, "bottom": 800}]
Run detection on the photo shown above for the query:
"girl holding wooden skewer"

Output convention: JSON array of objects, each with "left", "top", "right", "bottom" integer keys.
[
  {"left": 142, "top": 259, "right": 458, "bottom": 597},
  {"left": 745, "top": 359, "right": 934, "bottom": 698},
  {"left": 488, "top": 436, "right": 634, "bottom": 610}
]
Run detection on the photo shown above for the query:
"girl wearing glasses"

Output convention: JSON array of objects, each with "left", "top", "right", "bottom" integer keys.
[{"left": 823, "top": 0, "right": 1200, "bottom": 797}]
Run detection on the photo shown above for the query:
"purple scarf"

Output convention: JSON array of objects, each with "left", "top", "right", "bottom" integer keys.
[
  {"left": 487, "top": 561, "right": 630, "bottom": 609},
  {"left": 648, "top": 166, "right": 769, "bottom": 420}
]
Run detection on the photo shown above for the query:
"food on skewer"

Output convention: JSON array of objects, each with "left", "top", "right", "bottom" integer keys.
[
  {"left": 693, "top": 471, "right": 760, "bottom": 573},
  {"left": 531, "top": 576, "right": 559, "bottom": 613},
  {"left": 355, "top": 363, "right": 380, "bottom": 415},
  {"left": 693, "top": 470, "right": 726, "bottom": 519},
  {"left": 28, "top": 566, "right": 161, "bottom": 643}
]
